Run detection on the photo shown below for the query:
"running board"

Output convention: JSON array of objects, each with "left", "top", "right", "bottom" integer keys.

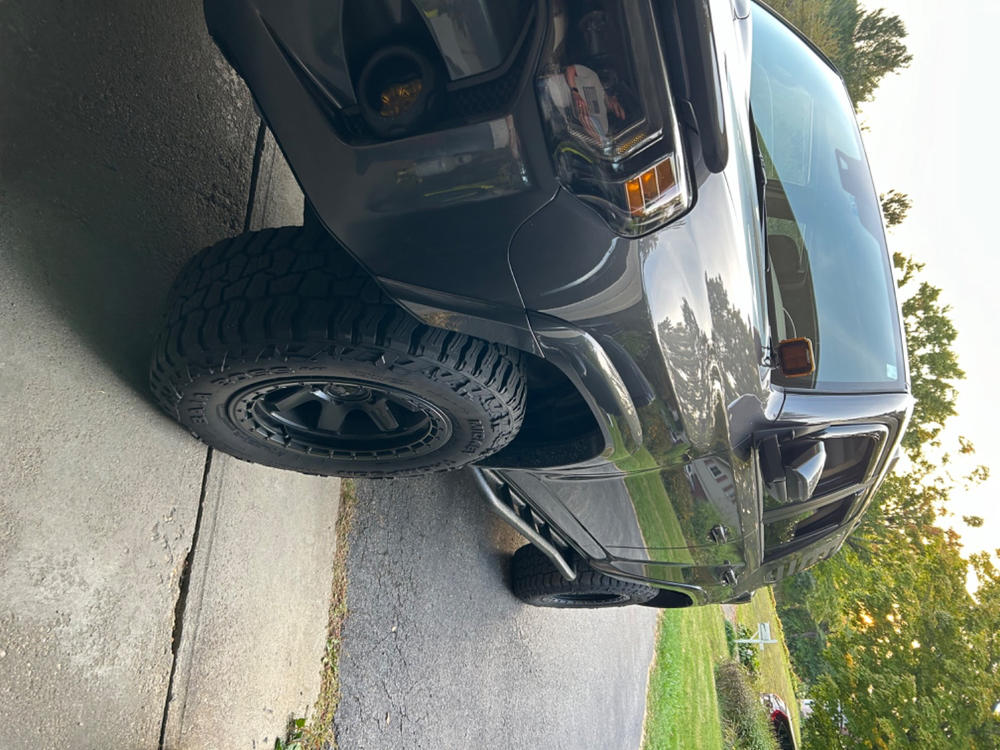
[{"left": 471, "top": 467, "right": 577, "bottom": 581}]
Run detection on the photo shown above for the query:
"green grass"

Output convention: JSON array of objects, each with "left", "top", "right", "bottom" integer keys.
[
  {"left": 642, "top": 591, "right": 803, "bottom": 749},
  {"left": 642, "top": 605, "right": 730, "bottom": 750},
  {"left": 733, "top": 589, "right": 802, "bottom": 748}
]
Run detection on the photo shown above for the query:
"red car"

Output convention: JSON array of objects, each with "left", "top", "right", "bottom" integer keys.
[{"left": 760, "top": 693, "right": 797, "bottom": 750}]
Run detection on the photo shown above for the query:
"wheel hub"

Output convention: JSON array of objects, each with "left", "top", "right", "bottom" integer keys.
[
  {"left": 321, "top": 383, "right": 371, "bottom": 401},
  {"left": 229, "top": 377, "right": 453, "bottom": 459}
]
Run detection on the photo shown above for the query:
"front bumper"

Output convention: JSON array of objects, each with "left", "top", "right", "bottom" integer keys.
[
  {"left": 205, "top": 0, "right": 556, "bottom": 342},
  {"left": 204, "top": 0, "right": 652, "bottom": 457}
]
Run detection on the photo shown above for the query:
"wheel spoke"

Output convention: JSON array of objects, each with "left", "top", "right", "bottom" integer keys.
[
  {"left": 317, "top": 401, "right": 351, "bottom": 432},
  {"left": 364, "top": 397, "right": 400, "bottom": 432},
  {"left": 245, "top": 378, "right": 447, "bottom": 455},
  {"left": 273, "top": 388, "right": 315, "bottom": 413}
]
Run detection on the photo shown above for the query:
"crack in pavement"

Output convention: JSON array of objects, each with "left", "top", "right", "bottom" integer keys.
[
  {"left": 157, "top": 118, "right": 268, "bottom": 750},
  {"left": 158, "top": 447, "right": 213, "bottom": 750}
]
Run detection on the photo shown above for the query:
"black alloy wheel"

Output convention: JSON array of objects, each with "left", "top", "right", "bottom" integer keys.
[
  {"left": 150, "top": 226, "right": 526, "bottom": 477},
  {"left": 230, "top": 378, "right": 452, "bottom": 459}
]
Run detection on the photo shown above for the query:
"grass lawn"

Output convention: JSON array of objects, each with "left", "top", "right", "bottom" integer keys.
[
  {"left": 642, "top": 605, "right": 730, "bottom": 750},
  {"left": 642, "top": 588, "right": 803, "bottom": 750},
  {"left": 733, "top": 588, "right": 803, "bottom": 748}
]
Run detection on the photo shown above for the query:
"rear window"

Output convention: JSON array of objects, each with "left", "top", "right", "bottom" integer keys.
[
  {"left": 764, "top": 492, "right": 856, "bottom": 555},
  {"left": 761, "top": 427, "right": 886, "bottom": 557}
]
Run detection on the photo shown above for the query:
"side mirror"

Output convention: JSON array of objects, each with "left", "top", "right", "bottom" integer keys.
[
  {"left": 777, "top": 337, "right": 815, "bottom": 378},
  {"left": 784, "top": 442, "right": 826, "bottom": 502}
]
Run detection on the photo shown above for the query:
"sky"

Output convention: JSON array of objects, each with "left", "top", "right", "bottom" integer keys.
[{"left": 857, "top": 0, "right": 1000, "bottom": 559}]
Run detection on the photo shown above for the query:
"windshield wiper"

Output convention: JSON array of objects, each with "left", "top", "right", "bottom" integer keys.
[
  {"left": 747, "top": 106, "right": 778, "bottom": 364},
  {"left": 747, "top": 106, "right": 768, "bottom": 236}
]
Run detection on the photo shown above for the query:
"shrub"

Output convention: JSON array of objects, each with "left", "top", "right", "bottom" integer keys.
[
  {"left": 735, "top": 623, "right": 761, "bottom": 676},
  {"left": 725, "top": 619, "right": 737, "bottom": 658},
  {"left": 715, "top": 660, "right": 780, "bottom": 750}
]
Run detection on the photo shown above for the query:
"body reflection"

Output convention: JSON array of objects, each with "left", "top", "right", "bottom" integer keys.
[{"left": 505, "top": 262, "right": 768, "bottom": 594}]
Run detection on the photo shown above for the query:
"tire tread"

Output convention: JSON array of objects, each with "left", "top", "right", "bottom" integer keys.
[
  {"left": 510, "top": 543, "right": 658, "bottom": 608},
  {"left": 150, "top": 226, "right": 526, "bottom": 477}
]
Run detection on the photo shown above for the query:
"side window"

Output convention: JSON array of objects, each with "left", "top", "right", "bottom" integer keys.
[
  {"left": 760, "top": 425, "right": 888, "bottom": 559},
  {"left": 814, "top": 434, "right": 875, "bottom": 495}
]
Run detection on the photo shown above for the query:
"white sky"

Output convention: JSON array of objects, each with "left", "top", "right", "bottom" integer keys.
[{"left": 858, "top": 0, "right": 1000, "bottom": 559}]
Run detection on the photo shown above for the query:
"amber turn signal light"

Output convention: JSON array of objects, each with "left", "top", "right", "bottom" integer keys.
[
  {"left": 625, "top": 157, "right": 678, "bottom": 216},
  {"left": 777, "top": 337, "right": 815, "bottom": 378}
]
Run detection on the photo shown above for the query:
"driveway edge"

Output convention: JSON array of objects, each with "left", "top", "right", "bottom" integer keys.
[{"left": 300, "top": 479, "right": 358, "bottom": 750}]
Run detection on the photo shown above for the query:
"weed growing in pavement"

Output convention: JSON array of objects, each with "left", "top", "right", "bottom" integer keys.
[
  {"left": 300, "top": 479, "right": 358, "bottom": 750},
  {"left": 274, "top": 717, "right": 305, "bottom": 750}
]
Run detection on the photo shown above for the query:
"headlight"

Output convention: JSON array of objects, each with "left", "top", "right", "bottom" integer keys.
[{"left": 536, "top": 0, "right": 691, "bottom": 236}]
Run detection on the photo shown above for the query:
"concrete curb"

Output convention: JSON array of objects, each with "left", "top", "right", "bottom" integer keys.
[
  {"left": 160, "top": 455, "right": 339, "bottom": 750},
  {"left": 0, "top": 5, "right": 339, "bottom": 743},
  {"left": 160, "top": 121, "right": 342, "bottom": 749}
]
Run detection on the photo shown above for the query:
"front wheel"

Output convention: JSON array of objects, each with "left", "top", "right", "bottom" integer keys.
[
  {"left": 510, "top": 544, "right": 658, "bottom": 608},
  {"left": 150, "top": 227, "right": 526, "bottom": 477}
]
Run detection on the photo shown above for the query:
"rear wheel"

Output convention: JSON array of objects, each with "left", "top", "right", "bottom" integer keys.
[
  {"left": 510, "top": 543, "right": 658, "bottom": 608},
  {"left": 150, "top": 226, "right": 526, "bottom": 477}
]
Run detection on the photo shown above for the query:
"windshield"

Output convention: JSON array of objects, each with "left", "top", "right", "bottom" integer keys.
[{"left": 750, "top": 7, "right": 905, "bottom": 392}]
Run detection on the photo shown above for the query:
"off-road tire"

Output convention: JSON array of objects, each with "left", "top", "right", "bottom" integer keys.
[
  {"left": 150, "top": 226, "right": 526, "bottom": 477},
  {"left": 510, "top": 543, "right": 658, "bottom": 608}
]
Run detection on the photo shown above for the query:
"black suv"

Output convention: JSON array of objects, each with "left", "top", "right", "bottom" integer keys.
[{"left": 152, "top": 0, "right": 911, "bottom": 609}]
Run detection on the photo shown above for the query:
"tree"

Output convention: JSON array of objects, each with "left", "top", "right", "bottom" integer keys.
[
  {"left": 880, "top": 190, "right": 912, "bottom": 228},
  {"left": 765, "top": 0, "right": 912, "bottom": 108},
  {"left": 892, "top": 253, "right": 964, "bottom": 458},
  {"left": 765, "top": 0, "right": 843, "bottom": 59},
  {"left": 802, "top": 491, "right": 1000, "bottom": 749},
  {"left": 839, "top": 8, "right": 913, "bottom": 105}
]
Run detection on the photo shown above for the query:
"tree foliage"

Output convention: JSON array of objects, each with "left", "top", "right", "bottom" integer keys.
[
  {"left": 839, "top": 8, "right": 913, "bottom": 105},
  {"left": 892, "top": 253, "right": 964, "bottom": 457},
  {"left": 763, "top": 7, "right": 998, "bottom": 742},
  {"left": 785, "top": 460, "right": 1000, "bottom": 748},
  {"left": 804, "top": 531, "right": 1000, "bottom": 749},
  {"left": 880, "top": 190, "right": 912, "bottom": 228},
  {"left": 766, "top": 0, "right": 912, "bottom": 108}
]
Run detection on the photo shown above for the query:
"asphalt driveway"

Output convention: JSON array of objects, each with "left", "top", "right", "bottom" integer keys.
[{"left": 338, "top": 472, "right": 658, "bottom": 750}]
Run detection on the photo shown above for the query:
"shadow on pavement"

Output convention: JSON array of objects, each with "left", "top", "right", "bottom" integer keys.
[{"left": 0, "top": 0, "right": 259, "bottom": 394}]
